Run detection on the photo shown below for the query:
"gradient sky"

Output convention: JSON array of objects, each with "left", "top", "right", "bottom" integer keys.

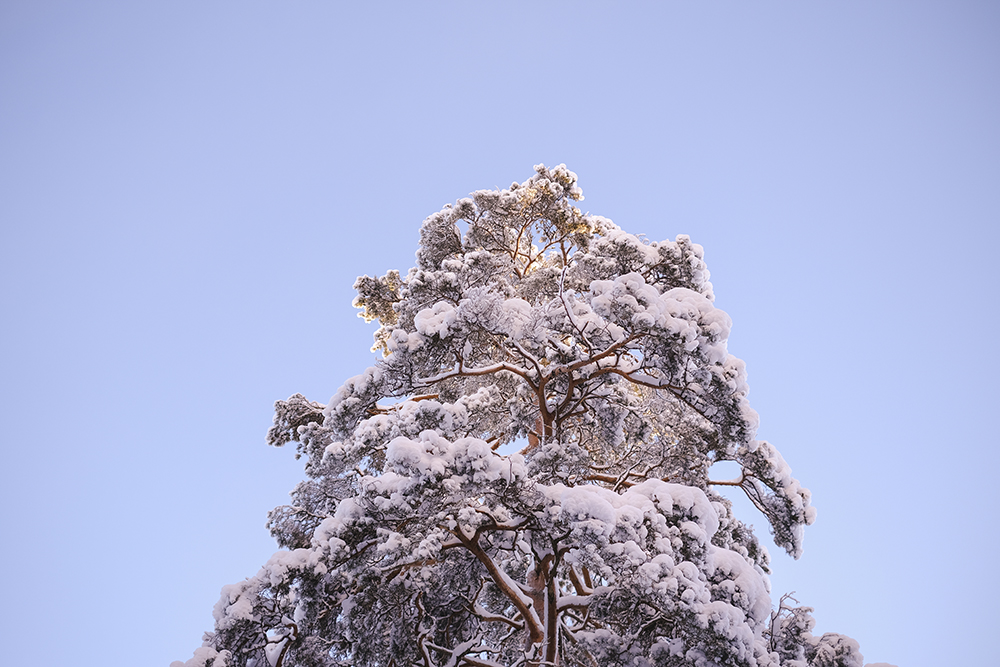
[{"left": 1, "top": 2, "right": 997, "bottom": 666}]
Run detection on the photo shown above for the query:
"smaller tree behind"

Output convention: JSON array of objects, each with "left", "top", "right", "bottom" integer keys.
[{"left": 175, "top": 165, "right": 864, "bottom": 667}]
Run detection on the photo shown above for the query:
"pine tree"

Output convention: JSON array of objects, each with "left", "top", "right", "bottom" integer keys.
[{"left": 174, "top": 165, "right": 864, "bottom": 667}]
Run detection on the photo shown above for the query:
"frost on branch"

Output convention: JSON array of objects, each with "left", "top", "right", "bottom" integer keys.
[{"left": 176, "top": 165, "right": 864, "bottom": 667}]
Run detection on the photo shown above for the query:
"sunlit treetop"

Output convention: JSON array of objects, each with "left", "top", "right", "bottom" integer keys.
[{"left": 175, "top": 165, "right": 863, "bottom": 667}]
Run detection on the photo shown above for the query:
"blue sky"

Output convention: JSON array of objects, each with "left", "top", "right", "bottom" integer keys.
[{"left": 1, "top": 2, "right": 997, "bottom": 665}]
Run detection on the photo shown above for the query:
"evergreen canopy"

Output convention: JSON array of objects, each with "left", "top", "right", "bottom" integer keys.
[{"left": 175, "top": 165, "right": 863, "bottom": 667}]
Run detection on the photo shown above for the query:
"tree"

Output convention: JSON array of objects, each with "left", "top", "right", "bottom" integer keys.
[{"left": 174, "top": 165, "right": 865, "bottom": 667}]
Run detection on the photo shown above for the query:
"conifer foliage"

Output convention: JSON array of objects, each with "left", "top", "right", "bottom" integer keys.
[{"left": 175, "top": 165, "right": 863, "bottom": 667}]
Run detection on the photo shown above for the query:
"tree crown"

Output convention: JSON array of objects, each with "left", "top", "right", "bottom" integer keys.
[{"left": 175, "top": 165, "right": 866, "bottom": 667}]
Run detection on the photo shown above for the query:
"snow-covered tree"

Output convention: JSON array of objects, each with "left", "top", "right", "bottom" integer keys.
[{"left": 175, "top": 165, "right": 865, "bottom": 667}]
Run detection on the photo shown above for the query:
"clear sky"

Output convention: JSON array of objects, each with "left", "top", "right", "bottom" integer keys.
[{"left": 1, "top": 2, "right": 997, "bottom": 665}]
